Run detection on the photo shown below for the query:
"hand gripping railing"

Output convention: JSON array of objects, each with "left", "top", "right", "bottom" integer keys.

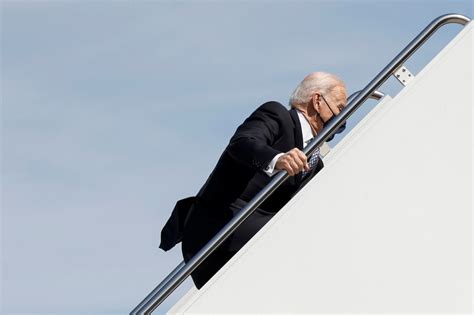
[{"left": 131, "top": 13, "right": 471, "bottom": 315}]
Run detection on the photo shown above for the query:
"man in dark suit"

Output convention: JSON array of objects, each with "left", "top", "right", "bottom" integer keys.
[{"left": 160, "top": 72, "right": 347, "bottom": 288}]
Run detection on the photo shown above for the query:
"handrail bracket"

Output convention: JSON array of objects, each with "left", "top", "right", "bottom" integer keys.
[{"left": 393, "top": 65, "right": 415, "bottom": 86}]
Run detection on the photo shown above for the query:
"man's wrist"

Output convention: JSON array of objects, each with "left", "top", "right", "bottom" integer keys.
[{"left": 263, "top": 153, "right": 285, "bottom": 177}]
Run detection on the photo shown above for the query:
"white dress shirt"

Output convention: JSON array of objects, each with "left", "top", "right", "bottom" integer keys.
[{"left": 263, "top": 109, "right": 318, "bottom": 176}]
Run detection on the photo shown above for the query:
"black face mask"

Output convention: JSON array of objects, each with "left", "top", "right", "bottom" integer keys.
[
  {"left": 325, "top": 115, "right": 346, "bottom": 142},
  {"left": 320, "top": 93, "right": 346, "bottom": 142}
]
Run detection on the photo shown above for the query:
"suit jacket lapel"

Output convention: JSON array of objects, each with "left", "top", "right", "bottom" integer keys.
[
  {"left": 289, "top": 108, "right": 304, "bottom": 184},
  {"left": 289, "top": 108, "right": 303, "bottom": 150}
]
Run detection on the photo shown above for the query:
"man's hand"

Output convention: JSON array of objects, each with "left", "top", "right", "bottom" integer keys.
[{"left": 275, "top": 148, "right": 310, "bottom": 176}]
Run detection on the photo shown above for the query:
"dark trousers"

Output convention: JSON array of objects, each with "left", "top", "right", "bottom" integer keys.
[{"left": 181, "top": 198, "right": 275, "bottom": 289}]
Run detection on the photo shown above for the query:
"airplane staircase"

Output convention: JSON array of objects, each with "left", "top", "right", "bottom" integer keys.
[{"left": 132, "top": 14, "right": 472, "bottom": 314}]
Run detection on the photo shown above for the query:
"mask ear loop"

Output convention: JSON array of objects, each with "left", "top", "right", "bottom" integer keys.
[
  {"left": 320, "top": 93, "right": 338, "bottom": 118},
  {"left": 320, "top": 94, "right": 348, "bottom": 141},
  {"left": 299, "top": 108, "right": 323, "bottom": 137}
]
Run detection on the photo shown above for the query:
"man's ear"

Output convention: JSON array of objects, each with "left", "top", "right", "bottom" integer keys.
[{"left": 311, "top": 93, "right": 322, "bottom": 113}]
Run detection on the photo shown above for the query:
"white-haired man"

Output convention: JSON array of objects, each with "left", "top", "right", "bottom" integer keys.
[{"left": 160, "top": 72, "right": 347, "bottom": 289}]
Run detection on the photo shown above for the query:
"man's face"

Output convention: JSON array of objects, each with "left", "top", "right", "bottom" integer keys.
[{"left": 318, "top": 85, "right": 347, "bottom": 123}]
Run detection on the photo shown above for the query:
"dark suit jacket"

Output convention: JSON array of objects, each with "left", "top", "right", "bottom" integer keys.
[{"left": 159, "top": 101, "right": 323, "bottom": 251}]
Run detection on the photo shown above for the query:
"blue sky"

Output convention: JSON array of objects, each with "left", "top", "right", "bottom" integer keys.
[{"left": 1, "top": 1, "right": 472, "bottom": 314}]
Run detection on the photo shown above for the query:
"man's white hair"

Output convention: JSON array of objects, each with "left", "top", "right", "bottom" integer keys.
[{"left": 289, "top": 72, "right": 345, "bottom": 107}]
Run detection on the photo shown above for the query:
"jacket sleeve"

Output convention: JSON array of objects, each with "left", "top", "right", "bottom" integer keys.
[
  {"left": 159, "top": 196, "right": 196, "bottom": 251},
  {"left": 226, "top": 102, "right": 285, "bottom": 171}
]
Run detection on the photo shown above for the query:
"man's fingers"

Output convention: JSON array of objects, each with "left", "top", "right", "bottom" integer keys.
[
  {"left": 296, "top": 150, "right": 310, "bottom": 170},
  {"left": 286, "top": 154, "right": 304, "bottom": 175},
  {"left": 291, "top": 149, "right": 309, "bottom": 171},
  {"left": 288, "top": 159, "right": 300, "bottom": 174},
  {"left": 289, "top": 153, "right": 304, "bottom": 170},
  {"left": 283, "top": 161, "right": 295, "bottom": 176},
  {"left": 277, "top": 148, "right": 312, "bottom": 175}
]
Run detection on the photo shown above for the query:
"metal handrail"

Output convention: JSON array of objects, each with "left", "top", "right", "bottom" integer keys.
[
  {"left": 131, "top": 13, "right": 471, "bottom": 315},
  {"left": 350, "top": 90, "right": 385, "bottom": 101},
  {"left": 130, "top": 90, "right": 383, "bottom": 315}
]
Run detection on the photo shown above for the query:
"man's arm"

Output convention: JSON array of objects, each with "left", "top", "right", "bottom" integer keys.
[
  {"left": 226, "top": 102, "right": 285, "bottom": 171},
  {"left": 263, "top": 153, "right": 285, "bottom": 176},
  {"left": 226, "top": 102, "right": 309, "bottom": 176}
]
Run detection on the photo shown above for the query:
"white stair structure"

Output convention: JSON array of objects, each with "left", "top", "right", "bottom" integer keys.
[{"left": 168, "top": 22, "right": 472, "bottom": 313}]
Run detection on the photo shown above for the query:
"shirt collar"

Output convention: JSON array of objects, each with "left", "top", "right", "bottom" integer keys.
[{"left": 296, "top": 109, "right": 314, "bottom": 148}]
